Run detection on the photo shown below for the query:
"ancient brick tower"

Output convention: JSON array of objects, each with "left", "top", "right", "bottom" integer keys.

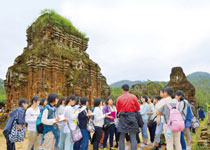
[
  {"left": 4, "top": 10, "right": 110, "bottom": 110},
  {"left": 167, "top": 67, "right": 195, "bottom": 101}
]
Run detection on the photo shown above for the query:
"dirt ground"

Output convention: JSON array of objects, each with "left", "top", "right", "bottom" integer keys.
[
  {"left": 0, "top": 129, "right": 164, "bottom": 150},
  {"left": 0, "top": 129, "right": 27, "bottom": 150}
]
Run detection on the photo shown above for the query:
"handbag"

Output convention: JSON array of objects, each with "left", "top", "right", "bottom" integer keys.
[
  {"left": 191, "top": 116, "right": 200, "bottom": 128},
  {"left": 36, "top": 113, "right": 44, "bottom": 134},
  {"left": 102, "top": 105, "right": 112, "bottom": 131},
  {"left": 103, "top": 119, "right": 111, "bottom": 131},
  {"left": 8, "top": 111, "right": 25, "bottom": 143},
  {"left": 148, "top": 116, "right": 157, "bottom": 128},
  {"left": 135, "top": 111, "right": 144, "bottom": 128},
  {"left": 67, "top": 122, "right": 82, "bottom": 142},
  {"left": 87, "top": 119, "right": 95, "bottom": 132}
]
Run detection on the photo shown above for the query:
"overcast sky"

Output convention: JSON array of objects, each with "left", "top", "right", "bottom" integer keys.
[{"left": 1, "top": 0, "right": 210, "bottom": 84}]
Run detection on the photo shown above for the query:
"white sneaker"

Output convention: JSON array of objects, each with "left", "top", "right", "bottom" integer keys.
[
  {"left": 125, "top": 145, "right": 129, "bottom": 150},
  {"left": 39, "top": 146, "right": 44, "bottom": 150},
  {"left": 148, "top": 142, "right": 153, "bottom": 145},
  {"left": 187, "top": 146, "right": 191, "bottom": 150},
  {"left": 140, "top": 143, "right": 147, "bottom": 147}
]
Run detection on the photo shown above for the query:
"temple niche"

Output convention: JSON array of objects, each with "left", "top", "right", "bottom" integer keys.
[
  {"left": 167, "top": 67, "right": 195, "bottom": 101},
  {"left": 4, "top": 10, "right": 110, "bottom": 111}
]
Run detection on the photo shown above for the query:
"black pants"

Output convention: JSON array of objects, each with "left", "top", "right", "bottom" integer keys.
[
  {"left": 148, "top": 124, "right": 157, "bottom": 143},
  {"left": 115, "top": 127, "right": 120, "bottom": 145},
  {"left": 93, "top": 126, "right": 102, "bottom": 150},
  {"left": 3, "top": 130, "right": 16, "bottom": 150},
  {"left": 103, "top": 124, "right": 115, "bottom": 148},
  {"left": 190, "top": 127, "right": 196, "bottom": 133}
]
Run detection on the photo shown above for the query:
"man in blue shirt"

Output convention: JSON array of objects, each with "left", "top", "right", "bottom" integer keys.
[{"left": 3, "top": 98, "right": 28, "bottom": 150}]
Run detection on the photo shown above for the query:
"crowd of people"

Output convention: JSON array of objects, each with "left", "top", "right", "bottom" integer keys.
[{"left": 3, "top": 84, "right": 202, "bottom": 150}]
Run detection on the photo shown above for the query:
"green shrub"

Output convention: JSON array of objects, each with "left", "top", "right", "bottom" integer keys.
[
  {"left": 110, "top": 87, "right": 122, "bottom": 100},
  {"left": 28, "top": 9, "right": 87, "bottom": 40}
]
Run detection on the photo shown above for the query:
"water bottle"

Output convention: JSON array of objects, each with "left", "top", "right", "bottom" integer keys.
[{"left": 166, "top": 128, "right": 172, "bottom": 138}]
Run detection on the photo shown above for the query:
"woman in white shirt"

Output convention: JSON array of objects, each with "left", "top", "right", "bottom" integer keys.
[
  {"left": 25, "top": 96, "right": 41, "bottom": 150},
  {"left": 92, "top": 98, "right": 108, "bottom": 150},
  {"left": 63, "top": 95, "right": 81, "bottom": 150},
  {"left": 139, "top": 95, "right": 150, "bottom": 148},
  {"left": 56, "top": 97, "right": 66, "bottom": 150}
]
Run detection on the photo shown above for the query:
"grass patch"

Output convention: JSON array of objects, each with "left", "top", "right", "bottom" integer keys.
[
  {"left": 192, "top": 113, "right": 209, "bottom": 150},
  {"left": 28, "top": 9, "right": 87, "bottom": 40},
  {"left": 0, "top": 133, "right": 4, "bottom": 137}
]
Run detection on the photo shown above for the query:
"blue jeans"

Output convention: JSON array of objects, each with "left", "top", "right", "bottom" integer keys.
[
  {"left": 65, "top": 133, "right": 74, "bottom": 150},
  {"left": 50, "top": 128, "right": 60, "bottom": 148},
  {"left": 74, "top": 129, "right": 90, "bottom": 150},
  {"left": 103, "top": 124, "right": 115, "bottom": 148},
  {"left": 59, "top": 127, "right": 66, "bottom": 150},
  {"left": 141, "top": 119, "right": 148, "bottom": 139},
  {"left": 40, "top": 134, "right": 44, "bottom": 145},
  {"left": 81, "top": 129, "right": 90, "bottom": 150},
  {"left": 181, "top": 131, "right": 186, "bottom": 150},
  {"left": 154, "top": 122, "right": 163, "bottom": 143}
]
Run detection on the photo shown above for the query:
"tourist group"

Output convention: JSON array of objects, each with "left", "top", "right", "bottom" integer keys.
[{"left": 3, "top": 84, "right": 204, "bottom": 150}]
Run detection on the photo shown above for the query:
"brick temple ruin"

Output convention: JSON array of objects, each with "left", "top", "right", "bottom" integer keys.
[
  {"left": 4, "top": 10, "right": 110, "bottom": 111},
  {"left": 167, "top": 67, "right": 196, "bottom": 101},
  {"left": 131, "top": 67, "right": 196, "bottom": 101}
]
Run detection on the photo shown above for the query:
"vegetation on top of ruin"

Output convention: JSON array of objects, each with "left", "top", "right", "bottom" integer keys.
[{"left": 27, "top": 9, "right": 87, "bottom": 40}]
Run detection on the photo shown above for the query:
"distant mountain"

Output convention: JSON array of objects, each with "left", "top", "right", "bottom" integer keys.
[
  {"left": 110, "top": 72, "right": 210, "bottom": 88},
  {"left": 187, "top": 72, "right": 210, "bottom": 111},
  {"left": 110, "top": 80, "right": 168, "bottom": 88},
  {"left": 187, "top": 72, "right": 210, "bottom": 86},
  {"left": 109, "top": 80, "right": 146, "bottom": 87}
]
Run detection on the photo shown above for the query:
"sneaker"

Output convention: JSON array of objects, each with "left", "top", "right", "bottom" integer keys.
[
  {"left": 125, "top": 145, "right": 129, "bottom": 150},
  {"left": 39, "top": 146, "right": 44, "bottom": 150},
  {"left": 148, "top": 142, "right": 153, "bottom": 145},
  {"left": 140, "top": 143, "right": 147, "bottom": 147},
  {"left": 110, "top": 147, "right": 115, "bottom": 150},
  {"left": 187, "top": 146, "right": 191, "bottom": 150},
  {"left": 149, "top": 146, "right": 159, "bottom": 150},
  {"left": 99, "top": 144, "right": 103, "bottom": 148}
]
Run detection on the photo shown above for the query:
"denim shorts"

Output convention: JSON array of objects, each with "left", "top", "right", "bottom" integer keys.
[{"left": 141, "top": 119, "right": 148, "bottom": 139}]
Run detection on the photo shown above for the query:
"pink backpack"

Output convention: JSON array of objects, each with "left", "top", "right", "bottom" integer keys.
[{"left": 165, "top": 100, "right": 185, "bottom": 132}]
